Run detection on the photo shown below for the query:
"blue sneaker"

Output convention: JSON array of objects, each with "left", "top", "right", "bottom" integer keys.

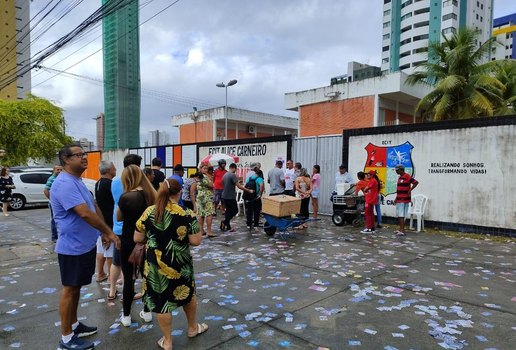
[
  {"left": 73, "top": 322, "right": 97, "bottom": 338},
  {"left": 58, "top": 334, "right": 94, "bottom": 349}
]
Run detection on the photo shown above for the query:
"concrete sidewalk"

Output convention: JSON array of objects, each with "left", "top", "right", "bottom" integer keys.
[{"left": 0, "top": 208, "right": 515, "bottom": 349}]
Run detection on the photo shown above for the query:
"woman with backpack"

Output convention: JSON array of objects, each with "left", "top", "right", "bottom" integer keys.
[{"left": 244, "top": 169, "right": 264, "bottom": 230}]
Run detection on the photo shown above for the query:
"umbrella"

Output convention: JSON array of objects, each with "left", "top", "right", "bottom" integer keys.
[{"left": 201, "top": 153, "right": 239, "bottom": 166}]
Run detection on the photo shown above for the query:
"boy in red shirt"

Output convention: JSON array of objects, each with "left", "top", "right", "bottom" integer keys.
[
  {"left": 394, "top": 164, "right": 419, "bottom": 236},
  {"left": 361, "top": 170, "right": 379, "bottom": 234}
]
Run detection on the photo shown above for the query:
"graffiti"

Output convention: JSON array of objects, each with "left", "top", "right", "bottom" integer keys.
[{"left": 364, "top": 141, "right": 415, "bottom": 196}]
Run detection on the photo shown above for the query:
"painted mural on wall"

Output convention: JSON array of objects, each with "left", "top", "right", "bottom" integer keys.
[{"left": 364, "top": 141, "right": 414, "bottom": 196}]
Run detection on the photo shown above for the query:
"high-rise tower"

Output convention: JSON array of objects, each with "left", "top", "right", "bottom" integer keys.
[
  {"left": 0, "top": 0, "right": 31, "bottom": 100},
  {"left": 381, "top": 0, "right": 493, "bottom": 74},
  {"left": 102, "top": 0, "right": 141, "bottom": 150}
]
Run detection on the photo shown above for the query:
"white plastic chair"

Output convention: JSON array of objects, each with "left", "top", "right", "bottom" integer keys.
[
  {"left": 236, "top": 189, "right": 245, "bottom": 216},
  {"left": 408, "top": 194, "right": 428, "bottom": 232}
]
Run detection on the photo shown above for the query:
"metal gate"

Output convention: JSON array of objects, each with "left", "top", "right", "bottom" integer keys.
[{"left": 292, "top": 135, "right": 343, "bottom": 214}]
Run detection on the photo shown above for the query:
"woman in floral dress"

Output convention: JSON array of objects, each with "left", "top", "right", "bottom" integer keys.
[
  {"left": 195, "top": 163, "right": 216, "bottom": 237},
  {"left": 135, "top": 178, "right": 208, "bottom": 350}
]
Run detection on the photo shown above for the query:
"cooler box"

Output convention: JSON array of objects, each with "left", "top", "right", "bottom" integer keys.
[
  {"left": 262, "top": 195, "right": 301, "bottom": 217},
  {"left": 336, "top": 183, "right": 351, "bottom": 195}
]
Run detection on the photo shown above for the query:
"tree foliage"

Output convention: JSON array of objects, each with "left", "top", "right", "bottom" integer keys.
[
  {"left": 406, "top": 28, "right": 509, "bottom": 121},
  {"left": 493, "top": 59, "right": 516, "bottom": 116},
  {"left": 0, "top": 95, "right": 72, "bottom": 166}
]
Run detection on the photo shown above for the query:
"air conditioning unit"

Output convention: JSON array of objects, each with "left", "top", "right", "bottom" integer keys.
[{"left": 248, "top": 125, "right": 256, "bottom": 133}]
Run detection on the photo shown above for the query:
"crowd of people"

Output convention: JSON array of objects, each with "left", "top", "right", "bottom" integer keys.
[{"left": 23, "top": 143, "right": 418, "bottom": 350}]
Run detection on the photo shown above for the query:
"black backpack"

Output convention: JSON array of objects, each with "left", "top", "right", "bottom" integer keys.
[{"left": 243, "top": 176, "right": 257, "bottom": 200}]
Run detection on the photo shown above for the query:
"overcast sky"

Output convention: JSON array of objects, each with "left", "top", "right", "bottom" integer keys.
[{"left": 30, "top": 0, "right": 515, "bottom": 145}]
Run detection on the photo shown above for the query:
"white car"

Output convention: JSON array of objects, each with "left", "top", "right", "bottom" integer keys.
[{"left": 9, "top": 171, "right": 97, "bottom": 210}]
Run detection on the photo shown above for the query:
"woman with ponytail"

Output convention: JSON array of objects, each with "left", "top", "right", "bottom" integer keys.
[
  {"left": 117, "top": 164, "right": 156, "bottom": 326},
  {"left": 134, "top": 179, "right": 207, "bottom": 350}
]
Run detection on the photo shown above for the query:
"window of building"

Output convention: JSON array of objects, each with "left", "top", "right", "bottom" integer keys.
[
  {"left": 412, "top": 60, "right": 426, "bottom": 67},
  {"left": 384, "top": 0, "right": 391, "bottom": 4},
  {"left": 476, "top": 13, "right": 479, "bottom": 20},
  {"left": 383, "top": 45, "right": 390, "bottom": 52},
  {"left": 384, "top": 9, "right": 391, "bottom": 16},
  {"left": 443, "top": 0, "right": 458, "bottom": 7},
  {"left": 401, "top": 25, "right": 412, "bottom": 33},
  {"left": 413, "top": 34, "right": 429, "bottom": 41},
  {"left": 414, "top": 7, "right": 430, "bottom": 15},
  {"left": 414, "top": 20, "right": 429, "bottom": 28},
  {"left": 400, "top": 38, "right": 412, "bottom": 45},
  {"left": 442, "top": 27, "right": 456, "bottom": 34},
  {"left": 400, "top": 50, "right": 411, "bottom": 58},
  {"left": 383, "top": 33, "right": 391, "bottom": 40},
  {"left": 413, "top": 47, "right": 428, "bottom": 54},
  {"left": 399, "top": 63, "right": 411, "bottom": 70},
  {"left": 382, "top": 57, "right": 389, "bottom": 63},
  {"left": 442, "top": 13, "right": 457, "bottom": 21},
  {"left": 383, "top": 21, "right": 391, "bottom": 28},
  {"left": 401, "top": 12, "right": 413, "bottom": 21},
  {"left": 401, "top": 0, "right": 413, "bottom": 9}
]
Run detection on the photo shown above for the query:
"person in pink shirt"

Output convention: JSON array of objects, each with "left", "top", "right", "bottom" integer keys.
[
  {"left": 311, "top": 165, "right": 321, "bottom": 219},
  {"left": 361, "top": 170, "right": 379, "bottom": 234},
  {"left": 212, "top": 160, "right": 227, "bottom": 213}
]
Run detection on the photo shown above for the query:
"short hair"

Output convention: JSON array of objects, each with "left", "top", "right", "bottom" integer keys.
[
  {"left": 174, "top": 164, "right": 184, "bottom": 172},
  {"left": 275, "top": 160, "right": 283, "bottom": 167},
  {"left": 58, "top": 145, "right": 82, "bottom": 166},
  {"left": 357, "top": 171, "right": 365, "bottom": 180},
  {"left": 229, "top": 163, "right": 237, "bottom": 169},
  {"left": 294, "top": 162, "right": 302, "bottom": 169},
  {"left": 123, "top": 154, "right": 142, "bottom": 168},
  {"left": 98, "top": 160, "right": 113, "bottom": 175},
  {"left": 151, "top": 157, "right": 162, "bottom": 167},
  {"left": 339, "top": 164, "right": 347, "bottom": 170},
  {"left": 143, "top": 167, "right": 154, "bottom": 176}
]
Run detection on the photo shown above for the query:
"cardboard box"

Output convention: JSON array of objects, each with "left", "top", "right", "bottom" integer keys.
[{"left": 262, "top": 195, "right": 301, "bottom": 217}]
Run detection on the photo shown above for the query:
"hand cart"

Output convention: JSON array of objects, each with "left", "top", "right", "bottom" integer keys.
[{"left": 263, "top": 213, "right": 314, "bottom": 239}]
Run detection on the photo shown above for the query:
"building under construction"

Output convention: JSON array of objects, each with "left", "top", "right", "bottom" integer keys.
[{"left": 102, "top": 0, "right": 141, "bottom": 149}]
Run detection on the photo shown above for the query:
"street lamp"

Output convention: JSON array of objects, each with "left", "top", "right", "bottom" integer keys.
[{"left": 216, "top": 79, "right": 237, "bottom": 140}]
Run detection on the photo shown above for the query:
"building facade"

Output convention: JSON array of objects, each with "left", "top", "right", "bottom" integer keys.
[
  {"left": 0, "top": 0, "right": 31, "bottom": 100},
  {"left": 102, "top": 0, "right": 141, "bottom": 150},
  {"left": 492, "top": 13, "right": 516, "bottom": 60},
  {"left": 382, "top": 0, "right": 493, "bottom": 74},
  {"left": 172, "top": 107, "right": 298, "bottom": 144},
  {"left": 284, "top": 71, "right": 431, "bottom": 137}
]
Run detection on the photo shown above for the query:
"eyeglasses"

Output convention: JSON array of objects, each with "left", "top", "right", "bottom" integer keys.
[{"left": 69, "top": 152, "right": 88, "bottom": 159}]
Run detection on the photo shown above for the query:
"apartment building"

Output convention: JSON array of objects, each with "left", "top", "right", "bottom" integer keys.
[{"left": 492, "top": 13, "right": 516, "bottom": 60}]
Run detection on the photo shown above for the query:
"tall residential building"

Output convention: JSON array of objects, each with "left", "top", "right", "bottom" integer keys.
[
  {"left": 0, "top": 0, "right": 31, "bottom": 100},
  {"left": 94, "top": 113, "right": 105, "bottom": 150},
  {"left": 492, "top": 13, "right": 516, "bottom": 60},
  {"left": 148, "top": 130, "right": 170, "bottom": 146},
  {"left": 381, "top": 0, "right": 493, "bottom": 74},
  {"left": 102, "top": 0, "right": 141, "bottom": 150}
]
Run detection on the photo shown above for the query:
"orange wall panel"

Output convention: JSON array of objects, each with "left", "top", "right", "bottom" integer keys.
[
  {"left": 83, "top": 151, "right": 101, "bottom": 181},
  {"left": 299, "top": 96, "right": 375, "bottom": 137},
  {"left": 179, "top": 121, "right": 213, "bottom": 143},
  {"left": 173, "top": 146, "right": 182, "bottom": 166},
  {"left": 384, "top": 109, "right": 413, "bottom": 124}
]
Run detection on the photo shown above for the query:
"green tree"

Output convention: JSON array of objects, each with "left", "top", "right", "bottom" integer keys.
[
  {"left": 493, "top": 59, "right": 516, "bottom": 116},
  {"left": 406, "top": 28, "right": 505, "bottom": 121},
  {"left": 0, "top": 95, "right": 72, "bottom": 166}
]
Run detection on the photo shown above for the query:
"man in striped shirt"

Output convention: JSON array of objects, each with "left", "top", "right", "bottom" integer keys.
[{"left": 394, "top": 164, "right": 418, "bottom": 236}]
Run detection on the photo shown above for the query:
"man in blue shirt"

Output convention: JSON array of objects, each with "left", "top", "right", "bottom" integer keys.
[
  {"left": 51, "top": 145, "right": 120, "bottom": 350},
  {"left": 169, "top": 164, "right": 184, "bottom": 206},
  {"left": 108, "top": 153, "right": 142, "bottom": 301}
]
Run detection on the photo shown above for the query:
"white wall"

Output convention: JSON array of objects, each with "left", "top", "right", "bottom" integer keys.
[{"left": 348, "top": 124, "right": 516, "bottom": 229}]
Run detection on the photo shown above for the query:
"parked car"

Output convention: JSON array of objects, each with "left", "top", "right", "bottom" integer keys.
[{"left": 9, "top": 171, "right": 97, "bottom": 210}]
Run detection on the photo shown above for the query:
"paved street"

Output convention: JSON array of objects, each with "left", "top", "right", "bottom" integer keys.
[{"left": 0, "top": 208, "right": 515, "bottom": 349}]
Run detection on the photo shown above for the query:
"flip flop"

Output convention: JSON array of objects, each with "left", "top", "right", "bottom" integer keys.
[
  {"left": 206, "top": 234, "right": 218, "bottom": 238},
  {"left": 107, "top": 290, "right": 118, "bottom": 301},
  {"left": 95, "top": 275, "right": 108, "bottom": 282},
  {"left": 187, "top": 323, "right": 209, "bottom": 338},
  {"left": 157, "top": 336, "right": 172, "bottom": 350}
]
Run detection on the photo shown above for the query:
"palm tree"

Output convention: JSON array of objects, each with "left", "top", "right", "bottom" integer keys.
[
  {"left": 493, "top": 59, "right": 516, "bottom": 116},
  {"left": 406, "top": 28, "right": 505, "bottom": 121}
]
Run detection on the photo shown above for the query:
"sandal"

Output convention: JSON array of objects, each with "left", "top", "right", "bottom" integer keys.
[
  {"left": 95, "top": 275, "right": 108, "bottom": 282},
  {"left": 107, "top": 290, "right": 118, "bottom": 301},
  {"left": 157, "top": 336, "right": 172, "bottom": 350},
  {"left": 187, "top": 323, "right": 209, "bottom": 338}
]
